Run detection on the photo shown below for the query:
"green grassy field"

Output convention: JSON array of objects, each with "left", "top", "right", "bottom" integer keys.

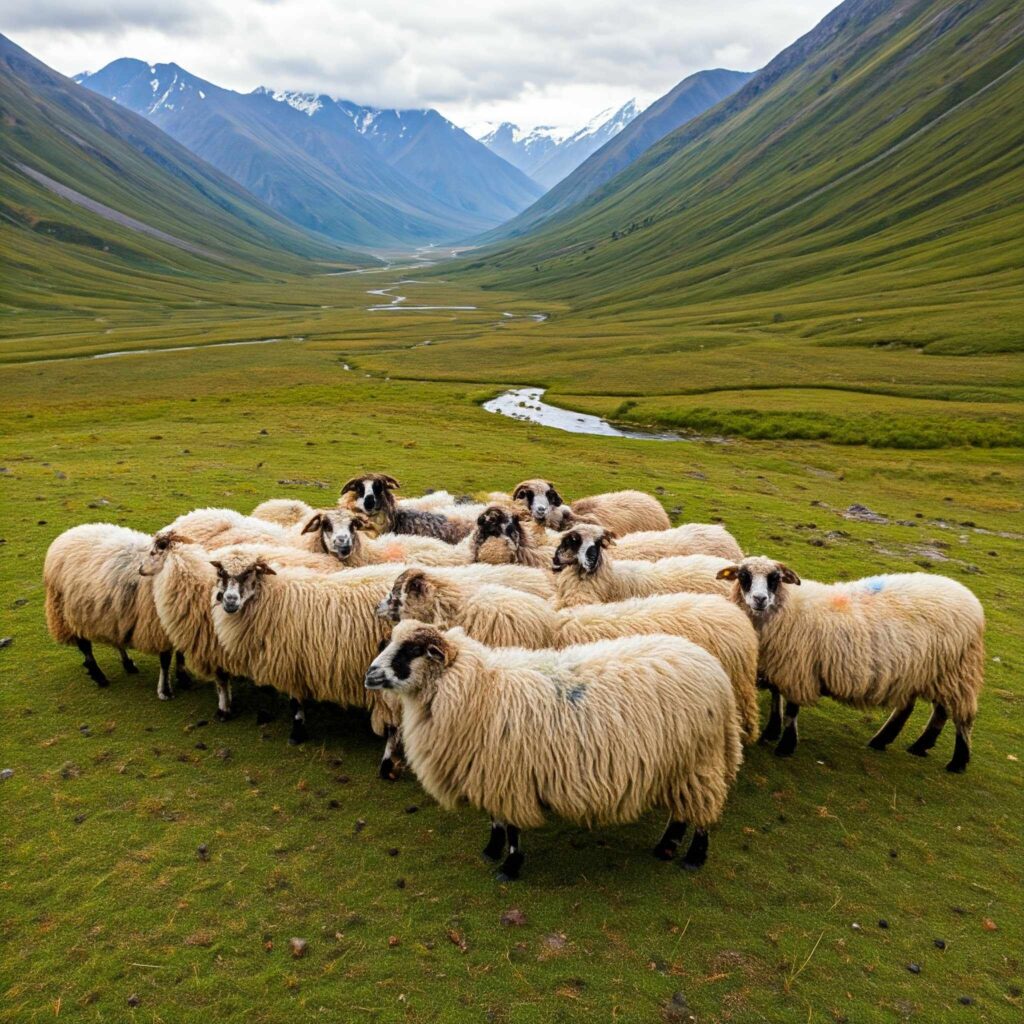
[{"left": 1, "top": 268, "right": 1022, "bottom": 1023}]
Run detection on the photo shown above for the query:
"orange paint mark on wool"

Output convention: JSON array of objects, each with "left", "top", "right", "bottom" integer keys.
[
  {"left": 829, "top": 593, "right": 852, "bottom": 612},
  {"left": 382, "top": 543, "right": 405, "bottom": 562}
]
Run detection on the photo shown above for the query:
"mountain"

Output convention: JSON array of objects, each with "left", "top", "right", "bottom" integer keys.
[
  {"left": 0, "top": 33, "right": 363, "bottom": 312},
  {"left": 475, "top": 100, "right": 642, "bottom": 189},
  {"left": 483, "top": 69, "right": 751, "bottom": 240},
  {"left": 454, "top": 0, "right": 1023, "bottom": 355},
  {"left": 333, "top": 102, "right": 542, "bottom": 222},
  {"left": 76, "top": 61, "right": 542, "bottom": 248}
]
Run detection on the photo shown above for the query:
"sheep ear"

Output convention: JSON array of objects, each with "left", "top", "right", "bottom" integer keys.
[
  {"left": 406, "top": 574, "right": 426, "bottom": 595},
  {"left": 601, "top": 530, "right": 618, "bottom": 547},
  {"left": 779, "top": 565, "right": 801, "bottom": 586},
  {"left": 209, "top": 560, "right": 225, "bottom": 573},
  {"left": 381, "top": 475, "right": 400, "bottom": 490},
  {"left": 255, "top": 560, "right": 277, "bottom": 576},
  {"left": 425, "top": 639, "right": 448, "bottom": 664},
  {"left": 716, "top": 565, "right": 740, "bottom": 581},
  {"left": 339, "top": 478, "right": 360, "bottom": 496},
  {"left": 301, "top": 514, "right": 323, "bottom": 535}
]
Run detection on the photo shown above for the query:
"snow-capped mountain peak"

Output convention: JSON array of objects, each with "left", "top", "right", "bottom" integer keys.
[{"left": 268, "top": 89, "right": 324, "bottom": 116}]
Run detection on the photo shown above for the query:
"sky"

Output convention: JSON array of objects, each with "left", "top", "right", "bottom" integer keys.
[{"left": 3, "top": 0, "right": 839, "bottom": 133}]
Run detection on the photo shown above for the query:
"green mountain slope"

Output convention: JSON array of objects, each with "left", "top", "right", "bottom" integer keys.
[
  {"left": 458, "top": 0, "right": 1024, "bottom": 355},
  {"left": 0, "top": 34, "right": 367, "bottom": 322}
]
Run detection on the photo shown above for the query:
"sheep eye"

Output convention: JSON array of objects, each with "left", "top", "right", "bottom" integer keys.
[
  {"left": 767, "top": 572, "right": 780, "bottom": 591},
  {"left": 321, "top": 519, "right": 333, "bottom": 533},
  {"left": 738, "top": 569, "right": 752, "bottom": 589},
  {"left": 524, "top": 489, "right": 533, "bottom": 503},
  {"left": 156, "top": 538, "right": 168, "bottom": 550},
  {"left": 372, "top": 481, "right": 382, "bottom": 495}
]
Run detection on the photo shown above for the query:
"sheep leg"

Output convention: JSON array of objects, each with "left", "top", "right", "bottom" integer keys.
[
  {"left": 653, "top": 819, "right": 688, "bottom": 860},
  {"left": 76, "top": 638, "right": 109, "bottom": 687},
  {"left": 118, "top": 646, "right": 139, "bottom": 675},
  {"left": 174, "top": 651, "right": 194, "bottom": 690},
  {"left": 760, "top": 684, "right": 783, "bottom": 744},
  {"left": 288, "top": 698, "right": 308, "bottom": 745},
  {"left": 774, "top": 702, "right": 800, "bottom": 758},
  {"left": 156, "top": 650, "right": 174, "bottom": 701},
  {"left": 946, "top": 718, "right": 972, "bottom": 774},
  {"left": 681, "top": 828, "right": 709, "bottom": 871},
  {"left": 868, "top": 699, "right": 916, "bottom": 750},
  {"left": 496, "top": 825, "right": 524, "bottom": 882},
  {"left": 907, "top": 702, "right": 948, "bottom": 757},
  {"left": 378, "top": 726, "right": 404, "bottom": 781},
  {"left": 214, "top": 670, "right": 235, "bottom": 722},
  {"left": 482, "top": 821, "right": 508, "bottom": 862}
]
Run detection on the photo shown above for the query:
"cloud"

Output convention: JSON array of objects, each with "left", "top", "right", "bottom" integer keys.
[{"left": 7, "top": 0, "right": 839, "bottom": 128}]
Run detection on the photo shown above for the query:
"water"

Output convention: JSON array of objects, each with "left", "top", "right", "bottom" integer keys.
[{"left": 483, "top": 387, "right": 684, "bottom": 441}]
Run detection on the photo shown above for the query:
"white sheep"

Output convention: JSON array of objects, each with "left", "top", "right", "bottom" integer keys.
[
  {"left": 512, "top": 478, "right": 670, "bottom": 534},
  {"left": 251, "top": 498, "right": 316, "bottom": 528},
  {"left": 380, "top": 569, "right": 760, "bottom": 743},
  {"left": 366, "top": 621, "right": 742, "bottom": 879},
  {"left": 44, "top": 523, "right": 180, "bottom": 699},
  {"left": 718, "top": 556, "right": 986, "bottom": 771},
  {"left": 165, "top": 507, "right": 295, "bottom": 549},
  {"left": 600, "top": 522, "right": 743, "bottom": 562},
  {"left": 551, "top": 526, "right": 732, "bottom": 608}
]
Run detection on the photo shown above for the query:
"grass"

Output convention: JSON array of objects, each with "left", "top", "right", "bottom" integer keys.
[{"left": 1, "top": 272, "right": 1022, "bottom": 1022}]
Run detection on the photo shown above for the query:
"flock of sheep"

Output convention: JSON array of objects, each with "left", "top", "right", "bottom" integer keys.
[{"left": 44, "top": 473, "right": 986, "bottom": 880}]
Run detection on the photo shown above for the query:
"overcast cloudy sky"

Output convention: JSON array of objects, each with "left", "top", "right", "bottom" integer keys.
[{"left": 4, "top": 0, "right": 838, "bottom": 131}]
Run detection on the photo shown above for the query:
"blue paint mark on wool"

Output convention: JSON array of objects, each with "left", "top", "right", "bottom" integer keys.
[{"left": 863, "top": 576, "right": 886, "bottom": 593}]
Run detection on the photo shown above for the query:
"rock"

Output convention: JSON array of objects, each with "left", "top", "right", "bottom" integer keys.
[
  {"left": 214, "top": 747, "right": 231, "bottom": 760},
  {"left": 54, "top": 470, "right": 66, "bottom": 479},
  {"left": 982, "top": 918, "right": 998, "bottom": 931},
  {"left": 395, "top": 878, "right": 406, "bottom": 889},
  {"left": 500, "top": 908, "right": 527, "bottom": 927},
  {"left": 12, "top": 598, "right": 27, "bottom": 607},
  {"left": 354, "top": 818, "right": 366, "bottom": 833},
  {"left": 289, "top": 937, "right": 308, "bottom": 958},
  {"left": 934, "top": 938, "right": 946, "bottom": 950},
  {"left": 0, "top": 769, "right": 13, "bottom": 781},
  {"left": 958, "top": 996, "right": 973, "bottom": 1006},
  {"left": 194, "top": 742, "right": 207, "bottom": 751},
  {"left": 197, "top": 844, "right": 209, "bottom": 861},
  {"left": 907, "top": 963, "right": 921, "bottom": 974},
  {"left": 851, "top": 923, "right": 861, "bottom": 932},
  {"left": 387, "top": 847, "right": 400, "bottom": 857},
  {"left": 0, "top": 638, "right": 11, "bottom": 650},
  {"left": 843, "top": 503, "right": 888, "bottom": 524},
  {"left": 878, "top": 919, "right": 889, "bottom": 929},
  {"left": 127, "top": 994, "right": 140, "bottom": 1007},
  {"left": 87, "top": 499, "right": 111, "bottom": 508},
  {"left": 259, "top": 429, "right": 269, "bottom": 435},
  {"left": 404, "top": 805, "right": 418, "bottom": 814}
]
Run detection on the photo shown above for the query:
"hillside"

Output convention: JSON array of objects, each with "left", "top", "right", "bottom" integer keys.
[
  {"left": 458, "top": 0, "right": 1023, "bottom": 357},
  {"left": 492, "top": 70, "right": 751, "bottom": 237},
  {"left": 77, "top": 61, "right": 541, "bottom": 247}
]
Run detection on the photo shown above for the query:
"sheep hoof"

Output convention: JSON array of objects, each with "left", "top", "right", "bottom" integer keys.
[
  {"left": 123, "top": 662, "right": 139, "bottom": 675},
  {"left": 495, "top": 870, "right": 519, "bottom": 883},
  {"left": 945, "top": 760, "right": 967, "bottom": 774},
  {"left": 378, "top": 758, "right": 401, "bottom": 781},
  {"left": 681, "top": 860, "right": 703, "bottom": 872},
  {"left": 175, "top": 671, "right": 194, "bottom": 691},
  {"left": 867, "top": 736, "right": 889, "bottom": 751},
  {"left": 759, "top": 723, "right": 781, "bottom": 744},
  {"left": 906, "top": 742, "right": 930, "bottom": 757},
  {"left": 482, "top": 849, "right": 502, "bottom": 864},
  {"left": 215, "top": 709, "right": 235, "bottom": 723},
  {"left": 158, "top": 691, "right": 174, "bottom": 701},
  {"left": 652, "top": 844, "right": 676, "bottom": 861}
]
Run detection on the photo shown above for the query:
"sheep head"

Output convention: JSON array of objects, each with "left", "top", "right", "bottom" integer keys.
[
  {"left": 378, "top": 569, "right": 441, "bottom": 624},
  {"left": 717, "top": 556, "right": 800, "bottom": 618},
  {"left": 552, "top": 523, "right": 617, "bottom": 575},
  {"left": 139, "top": 530, "right": 192, "bottom": 576},
  {"left": 210, "top": 554, "right": 276, "bottom": 614},
  {"left": 511, "top": 478, "right": 563, "bottom": 523},
  {"left": 365, "top": 619, "right": 453, "bottom": 696},
  {"left": 339, "top": 473, "right": 400, "bottom": 517},
  {"left": 301, "top": 508, "right": 369, "bottom": 561}
]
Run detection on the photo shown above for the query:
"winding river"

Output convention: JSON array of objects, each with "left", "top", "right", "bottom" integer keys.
[{"left": 483, "top": 387, "right": 684, "bottom": 441}]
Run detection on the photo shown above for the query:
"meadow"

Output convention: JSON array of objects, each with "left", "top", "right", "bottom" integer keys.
[{"left": 1, "top": 267, "right": 1022, "bottom": 1023}]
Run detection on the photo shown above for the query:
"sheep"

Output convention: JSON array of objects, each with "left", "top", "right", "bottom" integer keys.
[
  {"left": 251, "top": 498, "right": 316, "bottom": 528},
  {"left": 209, "top": 557, "right": 401, "bottom": 758},
  {"left": 380, "top": 570, "right": 760, "bottom": 743},
  {"left": 339, "top": 474, "right": 473, "bottom": 543},
  {"left": 44, "top": 523, "right": 181, "bottom": 699},
  {"left": 512, "top": 478, "right": 670, "bottom": 535},
  {"left": 397, "top": 490, "right": 488, "bottom": 517},
  {"left": 164, "top": 507, "right": 295, "bottom": 549},
  {"left": 718, "top": 556, "right": 986, "bottom": 772},
  {"left": 140, "top": 532, "right": 341, "bottom": 720},
  {"left": 365, "top": 621, "right": 742, "bottom": 879},
  {"left": 471, "top": 505, "right": 556, "bottom": 569},
  {"left": 551, "top": 525, "right": 732, "bottom": 608},
  {"left": 299, "top": 508, "right": 477, "bottom": 567},
  {"left": 602, "top": 523, "right": 743, "bottom": 562}
]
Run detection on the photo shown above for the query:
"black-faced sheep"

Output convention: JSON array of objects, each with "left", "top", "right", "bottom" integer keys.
[
  {"left": 365, "top": 621, "right": 742, "bottom": 879},
  {"left": 380, "top": 569, "right": 761, "bottom": 742},
  {"left": 44, "top": 523, "right": 180, "bottom": 699},
  {"left": 471, "top": 505, "right": 556, "bottom": 569},
  {"left": 512, "top": 478, "right": 670, "bottom": 535},
  {"left": 551, "top": 525, "right": 732, "bottom": 609},
  {"left": 718, "top": 556, "right": 986, "bottom": 772},
  {"left": 339, "top": 474, "right": 473, "bottom": 543}
]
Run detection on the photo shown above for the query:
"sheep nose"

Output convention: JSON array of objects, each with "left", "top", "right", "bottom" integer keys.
[
  {"left": 335, "top": 542, "right": 352, "bottom": 557},
  {"left": 752, "top": 595, "right": 767, "bottom": 610},
  {"left": 364, "top": 496, "right": 377, "bottom": 511},
  {"left": 222, "top": 597, "right": 240, "bottom": 613},
  {"left": 364, "top": 667, "right": 390, "bottom": 690}
]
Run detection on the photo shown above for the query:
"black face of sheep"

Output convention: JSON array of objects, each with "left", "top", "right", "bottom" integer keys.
[
  {"left": 210, "top": 559, "right": 276, "bottom": 614},
  {"left": 364, "top": 627, "right": 448, "bottom": 692},
  {"left": 476, "top": 507, "right": 510, "bottom": 540},
  {"left": 552, "top": 526, "right": 614, "bottom": 574},
  {"left": 717, "top": 558, "right": 800, "bottom": 617}
]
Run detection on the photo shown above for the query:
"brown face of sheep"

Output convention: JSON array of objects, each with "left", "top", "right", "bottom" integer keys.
[
  {"left": 552, "top": 526, "right": 615, "bottom": 574},
  {"left": 377, "top": 570, "right": 435, "bottom": 623},
  {"left": 364, "top": 625, "right": 450, "bottom": 694},
  {"left": 302, "top": 510, "right": 367, "bottom": 560},
  {"left": 210, "top": 559, "right": 276, "bottom": 614},
  {"left": 340, "top": 474, "right": 399, "bottom": 515},
  {"left": 475, "top": 506, "right": 525, "bottom": 545},
  {"left": 512, "top": 480, "right": 563, "bottom": 523},
  {"left": 139, "top": 531, "right": 185, "bottom": 576},
  {"left": 717, "top": 558, "right": 800, "bottom": 617}
]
